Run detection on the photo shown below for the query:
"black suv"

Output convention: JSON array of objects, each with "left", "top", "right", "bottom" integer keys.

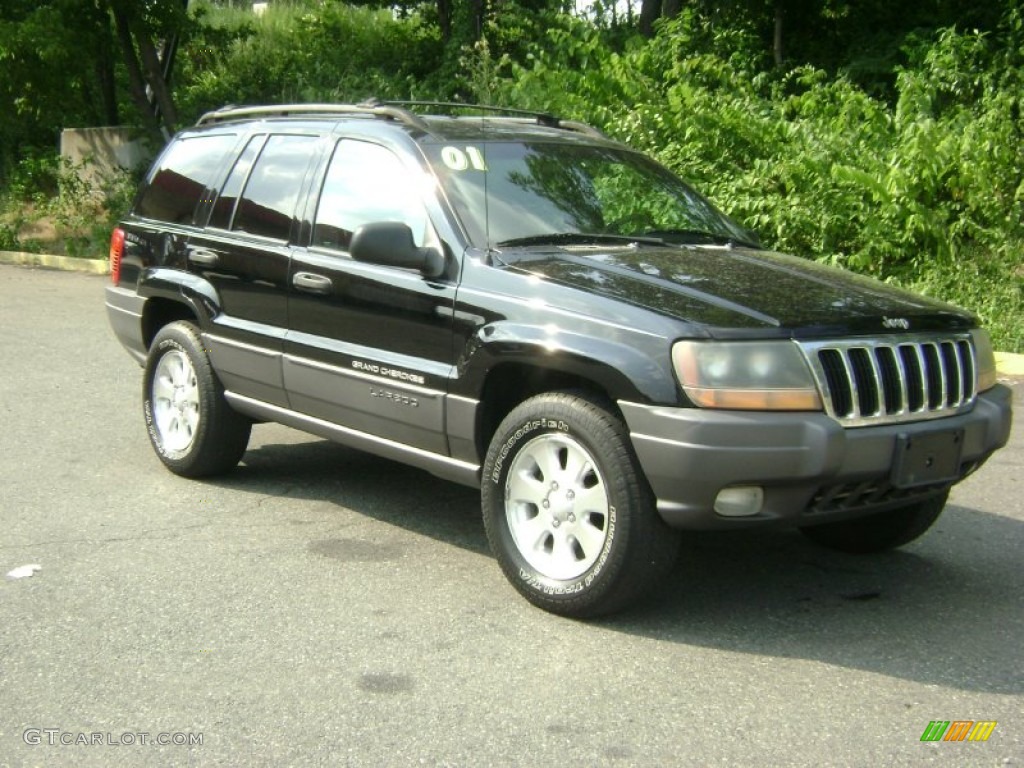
[{"left": 106, "top": 102, "right": 1012, "bottom": 617}]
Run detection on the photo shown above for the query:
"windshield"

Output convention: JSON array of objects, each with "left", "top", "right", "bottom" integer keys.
[{"left": 425, "top": 140, "right": 756, "bottom": 250}]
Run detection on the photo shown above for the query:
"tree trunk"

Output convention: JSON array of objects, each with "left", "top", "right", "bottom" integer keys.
[
  {"left": 112, "top": 9, "right": 162, "bottom": 141},
  {"left": 437, "top": 0, "right": 452, "bottom": 42},
  {"left": 133, "top": 20, "right": 178, "bottom": 132},
  {"left": 639, "top": 0, "right": 662, "bottom": 37},
  {"left": 95, "top": 17, "right": 119, "bottom": 126},
  {"left": 773, "top": 2, "right": 784, "bottom": 68},
  {"left": 471, "top": 0, "right": 486, "bottom": 40}
]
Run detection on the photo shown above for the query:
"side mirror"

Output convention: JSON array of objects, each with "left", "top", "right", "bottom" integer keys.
[{"left": 349, "top": 222, "right": 445, "bottom": 279}]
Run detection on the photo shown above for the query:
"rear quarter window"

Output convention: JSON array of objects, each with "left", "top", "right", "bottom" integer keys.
[{"left": 136, "top": 134, "right": 237, "bottom": 224}]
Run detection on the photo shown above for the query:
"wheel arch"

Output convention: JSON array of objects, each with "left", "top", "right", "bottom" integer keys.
[
  {"left": 474, "top": 362, "right": 612, "bottom": 464},
  {"left": 139, "top": 268, "right": 221, "bottom": 349},
  {"left": 462, "top": 325, "right": 680, "bottom": 464}
]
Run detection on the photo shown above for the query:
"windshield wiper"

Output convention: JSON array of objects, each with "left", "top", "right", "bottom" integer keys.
[
  {"left": 637, "top": 228, "right": 760, "bottom": 249},
  {"left": 496, "top": 232, "right": 666, "bottom": 248}
]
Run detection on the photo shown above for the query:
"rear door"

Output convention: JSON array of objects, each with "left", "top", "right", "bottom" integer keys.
[
  {"left": 190, "top": 131, "right": 322, "bottom": 406},
  {"left": 284, "top": 136, "right": 456, "bottom": 454}
]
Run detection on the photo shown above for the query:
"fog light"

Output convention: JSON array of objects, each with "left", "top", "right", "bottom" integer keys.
[{"left": 714, "top": 487, "right": 764, "bottom": 517}]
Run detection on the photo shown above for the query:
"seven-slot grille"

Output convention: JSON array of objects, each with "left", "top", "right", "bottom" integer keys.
[{"left": 799, "top": 335, "right": 977, "bottom": 427}]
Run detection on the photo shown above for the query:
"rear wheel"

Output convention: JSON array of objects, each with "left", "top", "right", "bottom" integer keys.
[
  {"left": 143, "top": 321, "right": 251, "bottom": 477},
  {"left": 482, "top": 391, "right": 679, "bottom": 617},
  {"left": 799, "top": 492, "right": 948, "bottom": 553}
]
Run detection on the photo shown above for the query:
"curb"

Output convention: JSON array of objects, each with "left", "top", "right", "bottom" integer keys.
[
  {"left": 995, "top": 352, "right": 1024, "bottom": 378},
  {"left": 0, "top": 250, "right": 108, "bottom": 275},
  {"left": 2, "top": 250, "right": 1022, "bottom": 376}
]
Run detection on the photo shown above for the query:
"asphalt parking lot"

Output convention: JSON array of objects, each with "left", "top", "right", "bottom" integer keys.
[{"left": 1, "top": 264, "right": 1021, "bottom": 767}]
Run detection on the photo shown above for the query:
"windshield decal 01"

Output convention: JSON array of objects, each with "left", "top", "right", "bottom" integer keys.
[{"left": 441, "top": 146, "right": 488, "bottom": 172}]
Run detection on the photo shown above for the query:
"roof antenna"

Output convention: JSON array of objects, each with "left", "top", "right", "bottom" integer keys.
[{"left": 482, "top": 111, "right": 493, "bottom": 260}]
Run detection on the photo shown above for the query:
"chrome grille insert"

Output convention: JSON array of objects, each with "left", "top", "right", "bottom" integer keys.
[{"left": 799, "top": 335, "right": 977, "bottom": 427}]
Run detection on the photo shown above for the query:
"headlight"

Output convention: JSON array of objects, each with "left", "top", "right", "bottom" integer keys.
[
  {"left": 971, "top": 328, "right": 998, "bottom": 392},
  {"left": 672, "top": 340, "right": 823, "bottom": 411}
]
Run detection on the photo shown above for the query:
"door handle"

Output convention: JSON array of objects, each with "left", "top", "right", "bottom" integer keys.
[
  {"left": 292, "top": 271, "right": 333, "bottom": 295},
  {"left": 188, "top": 248, "right": 219, "bottom": 267}
]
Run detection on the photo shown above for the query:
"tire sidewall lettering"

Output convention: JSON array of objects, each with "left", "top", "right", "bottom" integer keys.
[
  {"left": 584, "top": 504, "right": 616, "bottom": 588},
  {"left": 490, "top": 418, "right": 569, "bottom": 485}
]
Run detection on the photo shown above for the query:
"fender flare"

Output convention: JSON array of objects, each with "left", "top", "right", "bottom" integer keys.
[
  {"left": 138, "top": 267, "right": 222, "bottom": 328},
  {"left": 459, "top": 321, "right": 680, "bottom": 405}
]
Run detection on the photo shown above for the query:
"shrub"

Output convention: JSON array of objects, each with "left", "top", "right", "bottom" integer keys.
[
  {"left": 489, "top": 10, "right": 1024, "bottom": 350},
  {"left": 176, "top": 1, "right": 444, "bottom": 120},
  {"left": 0, "top": 153, "right": 137, "bottom": 258}
]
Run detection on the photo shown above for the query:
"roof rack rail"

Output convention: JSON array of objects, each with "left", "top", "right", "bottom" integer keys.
[
  {"left": 194, "top": 100, "right": 607, "bottom": 139},
  {"left": 195, "top": 101, "right": 429, "bottom": 131},
  {"left": 376, "top": 100, "right": 607, "bottom": 138}
]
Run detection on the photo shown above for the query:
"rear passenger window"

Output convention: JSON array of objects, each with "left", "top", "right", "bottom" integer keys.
[
  {"left": 136, "top": 134, "right": 236, "bottom": 224},
  {"left": 208, "top": 135, "right": 264, "bottom": 230},
  {"left": 233, "top": 134, "right": 318, "bottom": 241},
  {"left": 313, "top": 140, "right": 429, "bottom": 252}
]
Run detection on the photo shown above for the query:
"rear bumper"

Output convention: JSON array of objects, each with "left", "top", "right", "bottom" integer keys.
[
  {"left": 105, "top": 286, "right": 147, "bottom": 365},
  {"left": 620, "top": 384, "right": 1013, "bottom": 530}
]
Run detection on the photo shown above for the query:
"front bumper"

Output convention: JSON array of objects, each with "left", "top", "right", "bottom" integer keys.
[{"left": 620, "top": 384, "right": 1013, "bottom": 530}]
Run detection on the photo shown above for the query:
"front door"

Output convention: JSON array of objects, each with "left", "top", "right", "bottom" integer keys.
[{"left": 284, "top": 138, "right": 456, "bottom": 454}]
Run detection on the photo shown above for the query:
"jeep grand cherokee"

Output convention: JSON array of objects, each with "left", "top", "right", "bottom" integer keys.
[{"left": 105, "top": 102, "right": 1012, "bottom": 616}]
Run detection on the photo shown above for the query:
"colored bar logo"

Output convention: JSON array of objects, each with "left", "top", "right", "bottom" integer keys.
[{"left": 920, "top": 721, "right": 997, "bottom": 742}]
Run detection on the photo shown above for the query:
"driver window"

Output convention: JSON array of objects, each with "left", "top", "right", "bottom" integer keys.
[{"left": 313, "top": 140, "right": 429, "bottom": 252}]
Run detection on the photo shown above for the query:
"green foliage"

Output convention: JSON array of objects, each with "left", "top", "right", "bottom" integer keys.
[
  {"left": 0, "top": 223, "right": 20, "bottom": 251},
  {"left": 900, "top": 246, "right": 1024, "bottom": 353},
  {"left": 50, "top": 161, "right": 136, "bottom": 258},
  {"left": 176, "top": 1, "right": 444, "bottom": 119},
  {"left": 0, "top": 153, "right": 136, "bottom": 258},
  {"left": 0, "top": 0, "right": 111, "bottom": 180},
  {"left": 494, "top": 8, "right": 1024, "bottom": 350},
  {"left": 3, "top": 153, "right": 63, "bottom": 203}
]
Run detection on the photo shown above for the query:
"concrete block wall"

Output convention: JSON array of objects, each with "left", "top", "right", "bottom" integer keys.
[{"left": 59, "top": 127, "right": 150, "bottom": 186}]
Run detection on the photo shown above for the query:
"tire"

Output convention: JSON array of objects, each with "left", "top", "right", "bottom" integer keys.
[
  {"left": 143, "top": 321, "right": 251, "bottom": 478},
  {"left": 482, "top": 391, "right": 679, "bottom": 618},
  {"left": 799, "top": 491, "right": 948, "bottom": 554}
]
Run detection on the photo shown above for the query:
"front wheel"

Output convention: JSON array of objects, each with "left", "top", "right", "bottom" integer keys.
[
  {"left": 143, "top": 321, "right": 251, "bottom": 478},
  {"left": 482, "top": 391, "right": 679, "bottom": 618},
  {"left": 799, "top": 492, "right": 948, "bottom": 553}
]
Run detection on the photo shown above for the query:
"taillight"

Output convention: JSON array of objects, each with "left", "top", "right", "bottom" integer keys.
[{"left": 109, "top": 227, "right": 125, "bottom": 286}]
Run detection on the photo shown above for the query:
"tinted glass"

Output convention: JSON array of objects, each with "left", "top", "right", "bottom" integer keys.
[
  {"left": 427, "top": 142, "right": 752, "bottom": 248},
  {"left": 233, "top": 134, "right": 318, "bottom": 240},
  {"left": 208, "top": 135, "right": 264, "bottom": 230},
  {"left": 313, "top": 140, "right": 429, "bottom": 251},
  {"left": 136, "top": 134, "right": 236, "bottom": 224}
]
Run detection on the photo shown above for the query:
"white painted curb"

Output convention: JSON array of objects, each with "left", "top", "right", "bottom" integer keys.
[{"left": 0, "top": 250, "right": 108, "bottom": 274}]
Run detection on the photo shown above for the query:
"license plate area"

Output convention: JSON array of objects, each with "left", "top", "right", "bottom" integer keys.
[{"left": 891, "top": 429, "right": 964, "bottom": 488}]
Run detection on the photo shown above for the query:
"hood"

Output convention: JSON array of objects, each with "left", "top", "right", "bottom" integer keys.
[{"left": 506, "top": 244, "right": 974, "bottom": 337}]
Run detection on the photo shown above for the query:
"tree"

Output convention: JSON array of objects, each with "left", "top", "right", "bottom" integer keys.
[
  {"left": 632, "top": 0, "right": 1007, "bottom": 87},
  {"left": 106, "top": 0, "right": 190, "bottom": 139},
  {"left": 0, "top": 0, "right": 189, "bottom": 178}
]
